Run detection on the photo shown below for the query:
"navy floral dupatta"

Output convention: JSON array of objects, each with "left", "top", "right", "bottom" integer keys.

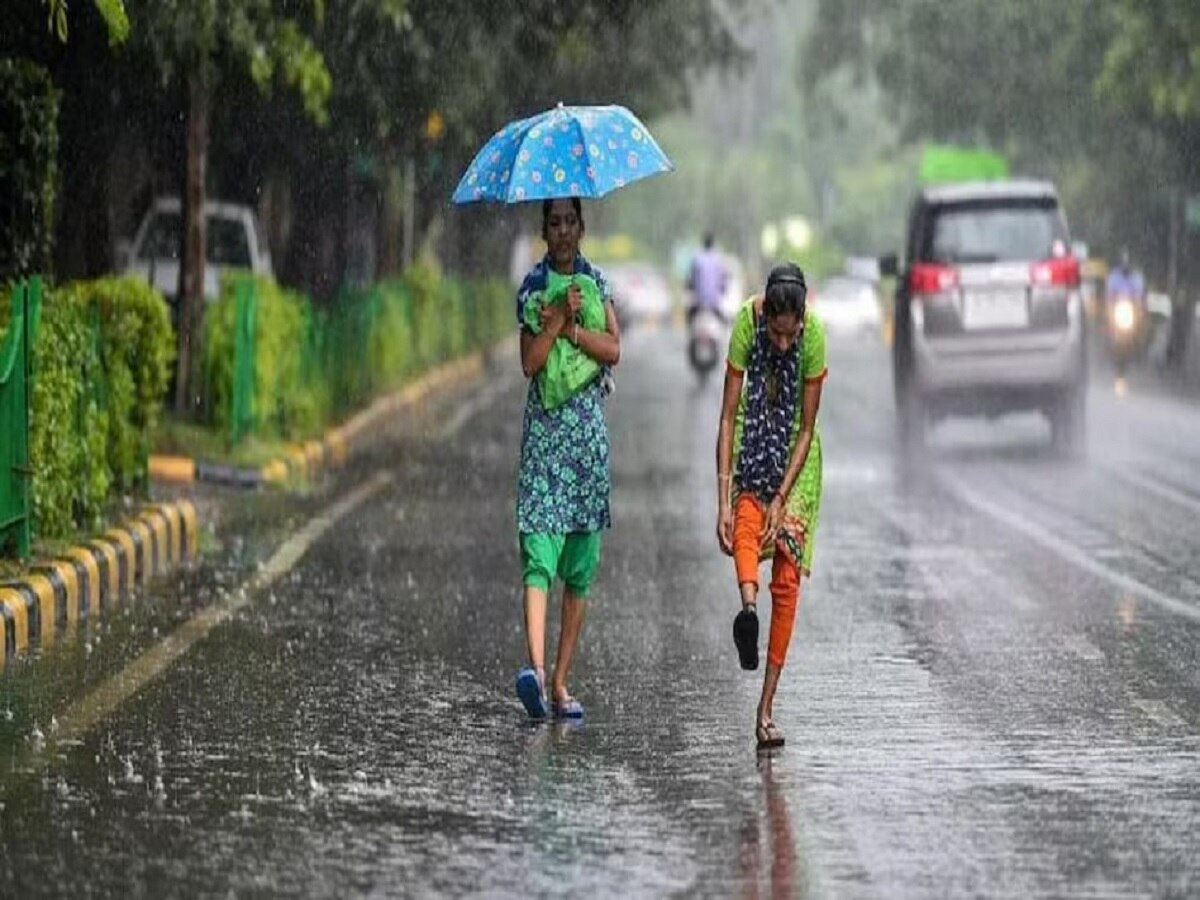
[{"left": 739, "top": 311, "right": 801, "bottom": 502}]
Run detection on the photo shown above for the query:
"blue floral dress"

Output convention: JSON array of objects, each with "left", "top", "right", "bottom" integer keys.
[{"left": 516, "top": 255, "right": 613, "bottom": 535}]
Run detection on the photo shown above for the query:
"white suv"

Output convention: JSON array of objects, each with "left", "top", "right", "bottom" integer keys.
[
  {"left": 121, "top": 197, "right": 273, "bottom": 304},
  {"left": 884, "top": 180, "right": 1086, "bottom": 455}
]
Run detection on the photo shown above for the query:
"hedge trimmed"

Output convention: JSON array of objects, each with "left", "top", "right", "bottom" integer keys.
[
  {"left": 204, "top": 274, "right": 326, "bottom": 443},
  {"left": 202, "top": 266, "right": 512, "bottom": 441},
  {"left": 0, "top": 277, "right": 173, "bottom": 539}
]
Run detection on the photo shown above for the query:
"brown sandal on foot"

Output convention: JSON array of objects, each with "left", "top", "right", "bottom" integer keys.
[{"left": 755, "top": 720, "right": 785, "bottom": 750}]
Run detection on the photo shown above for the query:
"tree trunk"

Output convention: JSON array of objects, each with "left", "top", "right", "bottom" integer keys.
[
  {"left": 402, "top": 155, "right": 416, "bottom": 270},
  {"left": 378, "top": 150, "right": 403, "bottom": 279},
  {"left": 175, "top": 65, "right": 210, "bottom": 415}
]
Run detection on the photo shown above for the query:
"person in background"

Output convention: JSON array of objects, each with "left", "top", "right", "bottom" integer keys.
[
  {"left": 688, "top": 231, "right": 731, "bottom": 324},
  {"left": 715, "top": 263, "right": 827, "bottom": 750},
  {"left": 513, "top": 197, "right": 622, "bottom": 720},
  {"left": 1106, "top": 247, "right": 1146, "bottom": 302}
]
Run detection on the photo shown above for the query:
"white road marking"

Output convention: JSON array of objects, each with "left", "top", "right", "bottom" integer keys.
[
  {"left": 938, "top": 469, "right": 1200, "bottom": 624},
  {"left": 1131, "top": 698, "right": 1187, "bottom": 730},
  {"left": 4, "top": 471, "right": 394, "bottom": 783},
  {"left": 436, "top": 372, "right": 518, "bottom": 440},
  {"left": 1103, "top": 463, "right": 1200, "bottom": 517}
]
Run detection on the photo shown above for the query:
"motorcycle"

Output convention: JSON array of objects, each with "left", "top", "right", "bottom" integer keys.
[
  {"left": 1105, "top": 293, "right": 1147, "bottom": 375},
  {"left": 687, "top": 307, "right": 725, "bottom": 383}
]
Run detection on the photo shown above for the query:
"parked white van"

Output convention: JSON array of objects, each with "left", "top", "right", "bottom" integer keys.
[{"left": 121, "top": 197, "right": 273, "bottom": 304}]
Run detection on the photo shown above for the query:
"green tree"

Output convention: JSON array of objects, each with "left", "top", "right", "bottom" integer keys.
[
  {"left": 127, "top": 0, "right": 331, "bottom": 415},
  {"left": 41, "top": 0, "right": 129, "bottom": 45}
]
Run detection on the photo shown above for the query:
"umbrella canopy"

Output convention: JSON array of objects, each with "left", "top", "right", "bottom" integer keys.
[{"left": 452, "top": 103, "right": 673, "bottom": 205}]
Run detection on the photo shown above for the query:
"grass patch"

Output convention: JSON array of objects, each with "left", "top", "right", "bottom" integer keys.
[{"left": 152, "top": 418, "right": 305, "bottom": 469}]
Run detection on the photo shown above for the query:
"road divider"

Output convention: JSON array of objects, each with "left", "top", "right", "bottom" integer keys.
[
  {"left": 1, "top": 338, "right": 513, "bottom": 671},
  {"left": 3, "top": 471, "right": 393, "bottom": 785},
  {"left": 0, "top": 501, "right": 199, "bottom": 668},
  {"left": 149, "top": 340, "right": 511, "bottom": 488}
]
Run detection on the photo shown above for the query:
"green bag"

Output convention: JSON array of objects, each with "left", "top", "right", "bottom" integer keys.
[{"left": 523, "top": 272, "right": 607, "bottom": 410}]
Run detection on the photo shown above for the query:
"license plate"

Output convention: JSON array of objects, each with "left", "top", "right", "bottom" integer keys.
[{"left": 963, "top": 291, "right": 1028, "bottom": 329}]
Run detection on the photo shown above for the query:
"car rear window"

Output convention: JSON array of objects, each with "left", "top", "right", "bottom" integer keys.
[
  {"left": 208, "top": 218, "right": 252, "bottom": 267},
  {"left": 923, "top": 199, "right": 1066, "bottom": 264},
  {"left": 140, "top": 212, "right": 182, "bottom": 260},
  {"left": 138, "top": 212, "right": 251, "bottom": 267}
]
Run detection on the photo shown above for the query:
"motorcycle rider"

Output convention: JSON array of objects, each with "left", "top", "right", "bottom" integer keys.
[
  {"left": 1106, "top": 248, "right": 1145, "bottom": 306},
  {"left": 1104, "top": 248, "right": 1148, "bottom": 375},
  {"left": 687, "top": 232, "right": 730, "bottom": 324}
]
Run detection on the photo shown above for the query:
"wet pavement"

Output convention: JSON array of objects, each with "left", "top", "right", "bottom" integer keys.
[{"left": 0, "top": 325, "right": 1198, "bottom": 898}]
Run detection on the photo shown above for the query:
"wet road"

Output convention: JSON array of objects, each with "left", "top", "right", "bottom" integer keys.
[{"left": 1, "top": 324, "right": 1198, "bottom": 898}]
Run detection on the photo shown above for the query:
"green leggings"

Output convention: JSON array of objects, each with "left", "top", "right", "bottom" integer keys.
[{"left": 520, "top": 531, "right": 603, "bottom": 597}]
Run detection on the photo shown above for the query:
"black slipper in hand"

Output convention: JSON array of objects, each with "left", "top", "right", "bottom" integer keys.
[{"left": 733, "top": 605, "right": 759, "bottom": 670}]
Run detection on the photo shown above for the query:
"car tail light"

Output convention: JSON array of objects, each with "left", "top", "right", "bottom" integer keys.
[
  {"left": 910, "top": 263, "right": 959, "bottom": 296},
  {"left": 1030, "top": 257, "right": 1080, "bottom": 288}
]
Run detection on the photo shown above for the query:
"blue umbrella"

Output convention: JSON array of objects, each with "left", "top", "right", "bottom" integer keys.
[{"left": 452, "top": 103, "right": 673, "bottom": 205}]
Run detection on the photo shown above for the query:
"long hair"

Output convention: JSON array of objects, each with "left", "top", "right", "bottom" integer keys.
[{"left": 763, "top": 263, "right": 807, "bottom": 319}]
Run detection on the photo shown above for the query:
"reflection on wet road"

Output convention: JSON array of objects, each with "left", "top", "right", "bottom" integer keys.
[{"left": 0, "top": 327, "right": 1197, "bottom": 897}]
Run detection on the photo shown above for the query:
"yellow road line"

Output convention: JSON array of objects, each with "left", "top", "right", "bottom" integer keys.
[
  {"left": 159, "top": 504, "right": 182, "bottom": 564},
  {"left": 149, "top": 455, "right": 197, "bottom": 483},
  {"left": 26, "top": 574, "right": 56, "bottom": 647},
  {"left": 103, "top": 529, "right": 136, "bottom": 594},
  {"left": 89, "top": 541, "right": 119, "bottom": 608},
  {"left": 0, "top": 587, "right": 29, "bottom": 655},
  {"left": 179, "top": 501, "right": 199, "bottom": 558},
  {"left": 128, "top": 519, "right": 154, "bottom": 583},
  {"left": 63, "top": 548, "right": 100, "bottom": 614},
  {"left": 46, "top": 561, "right": 80, "bottom": 628}
]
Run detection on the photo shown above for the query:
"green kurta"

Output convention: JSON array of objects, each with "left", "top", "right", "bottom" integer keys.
[{"left": 727, "top": 299, "right": 827, "bottom": 573}]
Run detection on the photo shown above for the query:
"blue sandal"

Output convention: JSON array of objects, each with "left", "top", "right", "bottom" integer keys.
[
  {"left": 515, "top": 667, "right": 548, "bottom": 719},
  {"left": 551, "top": 695, "right": 584, "bottom": 719}
]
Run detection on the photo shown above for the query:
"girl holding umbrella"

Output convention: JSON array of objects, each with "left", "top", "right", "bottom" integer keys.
[
  {"left": 512, "top": 197, "right": 620, "bottom": 719},
  {"left": 453, "top": 104, "right": 673, "bottom": 719}
]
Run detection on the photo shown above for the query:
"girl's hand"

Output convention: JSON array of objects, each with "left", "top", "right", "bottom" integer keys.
[
  {"left": 540, "top": 301, "right": 568, "bottom": 335},
  {"left": 566, "top": 284, "right": 583, "bottom": 319},
  {"left": 760, "top": 495, "right": 784, "bottom": 550},
  {"left": 717, "top": 505, "right": 734, "bottom": 556}
]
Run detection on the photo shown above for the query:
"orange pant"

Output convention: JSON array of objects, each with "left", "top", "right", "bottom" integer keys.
[{"left": 733, "top": 494, "right": 801, "bottom": 669}]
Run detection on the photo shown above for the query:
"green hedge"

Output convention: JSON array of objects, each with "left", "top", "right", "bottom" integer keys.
[
  {"left": 62, "top": 278, "right": 175, "bottom": 491},
  {"left": 0, "top": 277, "right": 173, "bottom": 540},
  {"left": 204, "top": 274, "right": 327, "bottom": 443},
  {"left": 202, "top": 266, "right": 513, "bottom": 442}
]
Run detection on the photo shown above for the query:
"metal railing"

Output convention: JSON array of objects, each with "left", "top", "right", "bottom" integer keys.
[{"left": 0, "top": 277, "right": 41, "bottom": 559}]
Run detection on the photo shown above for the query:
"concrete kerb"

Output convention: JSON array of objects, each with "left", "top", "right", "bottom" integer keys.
[
  {"left": 149, "top": 346, "right": 494, "bottom": 490},
  {"left": 3, "top": 344, "right": 503, "bottom": 669},
  {"left": 0, "top": 500, "right": 199, "bottom": 669}
]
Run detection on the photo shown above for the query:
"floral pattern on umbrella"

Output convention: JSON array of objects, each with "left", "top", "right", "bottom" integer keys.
[{"left": 452, "top": 104, "right": 673, "bottom": 204}]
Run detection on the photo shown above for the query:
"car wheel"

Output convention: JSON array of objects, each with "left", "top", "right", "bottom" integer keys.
[{"left": 1051, "top": 383, "right": 1086, "bottom": 458}]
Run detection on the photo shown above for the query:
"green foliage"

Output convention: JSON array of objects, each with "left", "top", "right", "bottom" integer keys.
[
  {"left": 14, "top": 277, "right": 174, "bottom": 540},
  {"left": 42, "top": 0, "right": 130, "bottom": 45},
  {"left": 201, "top": 269, "right": 511, "bottom": 444},
  {"left": 24, "top": 288, "right": 107, "bottom": 538},
  {"left": 61, "top": 277, "right": 175, "bottom": 491},
  {"left": 1099, "top": 0, "right": 1200, "bottom": 123},
  {"left": 0, "top": 59, "right": 60, "bottom": 282},
  {"left": 204, "top": 274, "right": 326, "bottom": 442},
  {"left": 805, "top": 0, "right": 1200, "bottom": 283},
  {"left": 131, "top": 0, "right": 331, "bottom": 123}
]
